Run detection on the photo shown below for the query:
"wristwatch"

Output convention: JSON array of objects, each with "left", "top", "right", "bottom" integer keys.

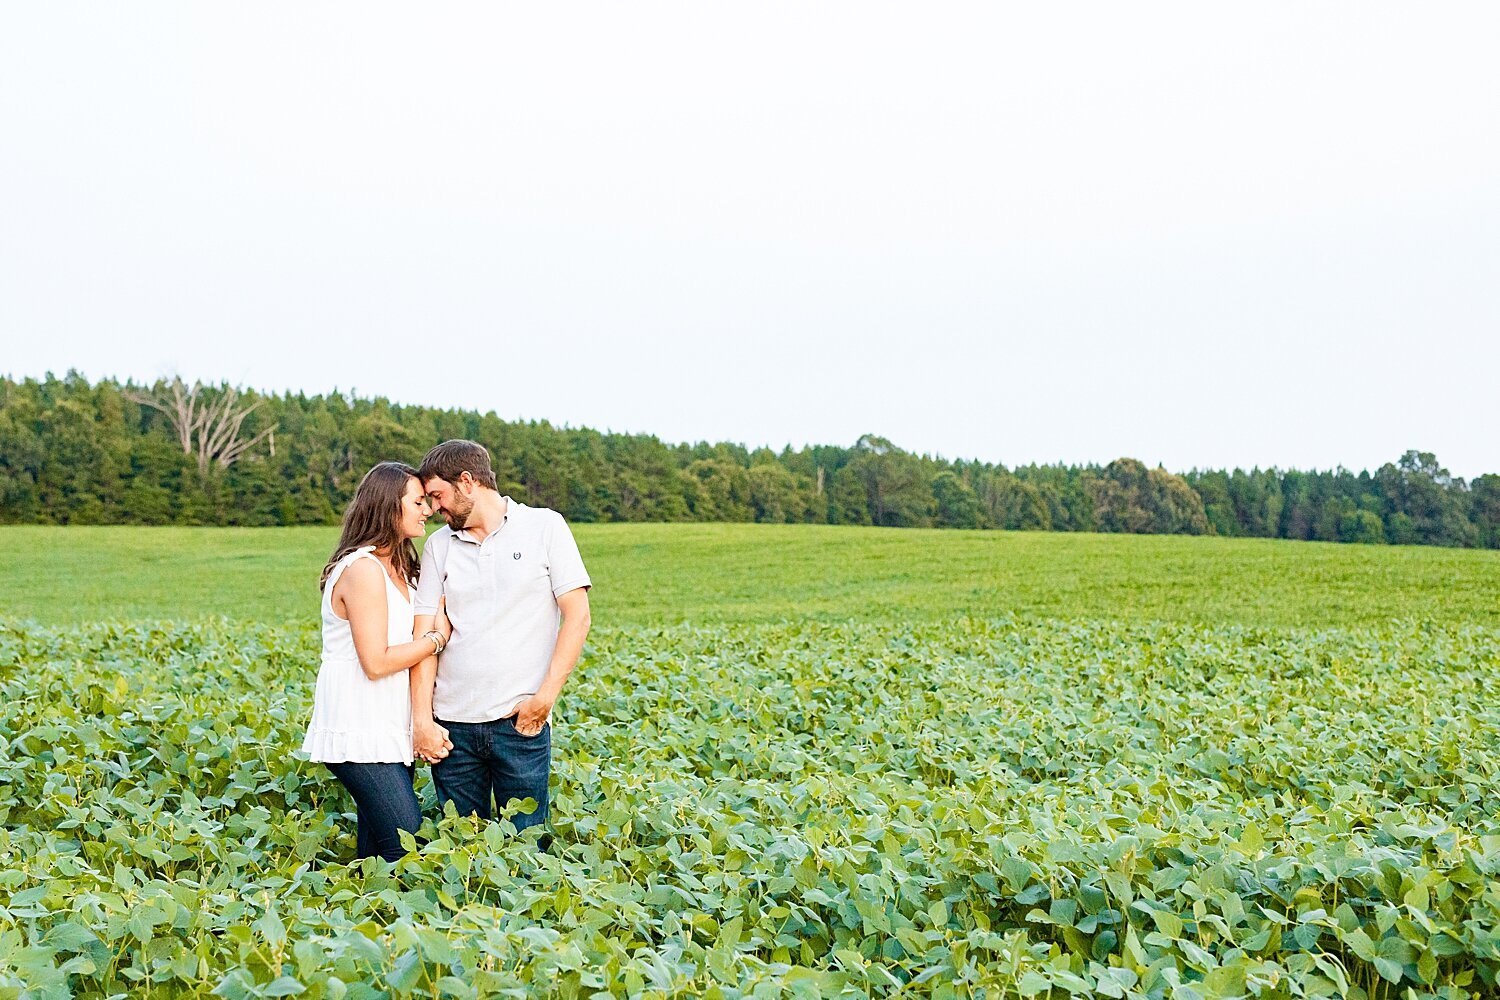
[{"left": 423, "top": 629, "right": 446, "bottom": 655}]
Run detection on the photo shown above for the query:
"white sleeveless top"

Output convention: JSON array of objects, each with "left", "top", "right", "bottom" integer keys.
[{"left": 301, "top": 547, "right": 415, "bottom": 764}]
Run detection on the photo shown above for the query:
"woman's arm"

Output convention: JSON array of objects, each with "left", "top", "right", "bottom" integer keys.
[{"left": 335, "top": 559, "right": 444, "bottom": 680}]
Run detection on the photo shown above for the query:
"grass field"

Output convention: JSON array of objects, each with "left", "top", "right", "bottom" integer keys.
[
  {"left": 3, "top": 523, "right": 1499, "bottom": 628},
  {"left": 2, "top": 525, "right": 1499, "bottom": 997}
]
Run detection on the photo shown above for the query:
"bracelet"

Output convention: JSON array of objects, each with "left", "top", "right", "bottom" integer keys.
[{"left": 423, "top": 629, "right": 446, "bottom": 655}]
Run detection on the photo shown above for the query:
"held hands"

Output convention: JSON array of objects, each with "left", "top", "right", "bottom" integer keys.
[
  {"left": 414, "top": 719, "right": 452, "bottom": 764},
  {"left": 512, "top": 694, "right": 553, "bottom": 737}
]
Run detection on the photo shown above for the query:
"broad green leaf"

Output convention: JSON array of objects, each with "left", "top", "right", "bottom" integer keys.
[{"left": 1152, "top": 909, "right": 1184, "bottom": 938}]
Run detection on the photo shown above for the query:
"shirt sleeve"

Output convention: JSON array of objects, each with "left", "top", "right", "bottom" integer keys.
[
  {"left": 546, "top": 512, "right": 591, "bottom": 598},
  {"left": 412, "top": 531, "right": 448, "bottom": 615}
]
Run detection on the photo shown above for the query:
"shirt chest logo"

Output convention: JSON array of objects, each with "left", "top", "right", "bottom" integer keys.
[{"left": 513, "top": 552, "right": 522, "bottom": 560}]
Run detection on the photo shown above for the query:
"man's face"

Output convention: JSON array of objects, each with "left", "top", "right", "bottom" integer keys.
[{"left": 423, "top": 475, "right": 474, "bottom": 530}]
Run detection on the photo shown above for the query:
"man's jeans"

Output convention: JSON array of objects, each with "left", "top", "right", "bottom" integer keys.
[
  {"left": 432, "top": 717, "right": 550, "bottom": 832},
  {"left": 324, "top": 762, "right": 421, "bottom": 863}
]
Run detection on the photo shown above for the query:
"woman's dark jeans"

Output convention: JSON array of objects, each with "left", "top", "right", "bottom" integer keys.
[
  {"left": 324, "top": 761, "right": 421, "bottom": 862},
  {"left": 432, "top": 717, "right": 550, "bottom": 832}
]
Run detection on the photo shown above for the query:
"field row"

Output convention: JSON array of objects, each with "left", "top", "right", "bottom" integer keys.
[{"left": 1, "top": 617, "right": 1497, "bottom": 997}]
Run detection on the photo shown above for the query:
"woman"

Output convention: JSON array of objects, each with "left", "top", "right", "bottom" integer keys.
[{"left": 302, "top": 461, "right": 451, "bottom": 862}]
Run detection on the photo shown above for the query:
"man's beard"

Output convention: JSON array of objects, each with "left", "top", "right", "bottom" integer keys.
[{"left": 444, "top": 496, "right": 473, "bottom": 529}]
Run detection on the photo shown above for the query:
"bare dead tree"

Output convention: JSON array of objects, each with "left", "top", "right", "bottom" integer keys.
[
  {"left": 126, "top": 377, "right": 199, "bottom": 456},
  {"left": 125, "top": 378, "right": 276, "bottom": 478}
]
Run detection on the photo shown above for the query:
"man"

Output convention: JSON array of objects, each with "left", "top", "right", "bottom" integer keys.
[{"left": 410, "top": 439, "right": 591, "bottom": 833}]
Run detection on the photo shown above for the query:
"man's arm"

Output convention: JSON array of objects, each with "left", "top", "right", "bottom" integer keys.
[
  {"left": 410, "top": 532, "right": 453, "bottom": 763},
  {"left": 408, "top": 620, "right": 449, "bottom": 764},
  {"left": 411, "top": 539, "right": 450, "bottom": 767},
  {"left": 512, "top": 587, "right": 591, "bottom": 737}
]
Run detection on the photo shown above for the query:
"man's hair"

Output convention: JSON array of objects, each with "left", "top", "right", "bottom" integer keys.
[{"left": 418, "top": 439, "right": 498, "bottom": 490}]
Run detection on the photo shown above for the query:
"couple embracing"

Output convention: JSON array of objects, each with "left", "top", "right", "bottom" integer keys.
[{"left": 301, "top": 439, "right": 592, "bottom": 861}]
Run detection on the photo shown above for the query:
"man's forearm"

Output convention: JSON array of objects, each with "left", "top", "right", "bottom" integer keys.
[
  {"left": 410, "top": 656, "right": 438, "bottom": 725},
  {"left": 538, "top": 610, "right": 590, "bottom": 702},
  {"left": 410, "top": 613, "right": 438, "bottom": 724}
]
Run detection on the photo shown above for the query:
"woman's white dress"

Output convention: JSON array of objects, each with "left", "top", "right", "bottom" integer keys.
[{"left": 301, "top": 547, "right": 415, "bottom": 764}]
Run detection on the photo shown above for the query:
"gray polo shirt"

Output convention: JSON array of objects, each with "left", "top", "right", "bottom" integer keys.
[{"left": 413, "top": 498, "right": 591, "bottom": 723}]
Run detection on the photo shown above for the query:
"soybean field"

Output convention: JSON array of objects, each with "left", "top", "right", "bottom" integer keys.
[{"left": 0, "top": 525, "right": 1497, "bottom": 998}]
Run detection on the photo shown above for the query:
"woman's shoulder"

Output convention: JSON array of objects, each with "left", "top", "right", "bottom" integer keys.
[
  {"left": 341, "top": 550, "right": 383, "bottom": 573},
  {"left": 334, "top": 549, "right": 385, "bottom": 588},
  {"left": 334, "top": 545, "right": 378, "bottom": 566}
]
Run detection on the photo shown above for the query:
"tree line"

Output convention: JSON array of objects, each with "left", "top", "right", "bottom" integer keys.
[{"left": 2, "top": 373, "right": 1497, "bottom": 548}]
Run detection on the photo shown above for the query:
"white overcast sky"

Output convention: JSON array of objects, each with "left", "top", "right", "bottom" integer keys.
[{"left": 2, "top": 4, "right": 1497, "bottom": 477}]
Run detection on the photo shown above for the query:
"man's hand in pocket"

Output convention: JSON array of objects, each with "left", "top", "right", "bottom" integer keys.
[{"left": 512, "top": 695, "right": 553, "bottom": 737}]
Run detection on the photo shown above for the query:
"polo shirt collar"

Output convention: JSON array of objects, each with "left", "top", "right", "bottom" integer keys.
[{"left": 453, "top": 496, "right": 519, "bottom": 544}]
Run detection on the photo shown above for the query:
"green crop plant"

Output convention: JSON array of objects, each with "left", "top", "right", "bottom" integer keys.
[{"left": 1, "top": 616, "right": 1496, "bottom": 997}]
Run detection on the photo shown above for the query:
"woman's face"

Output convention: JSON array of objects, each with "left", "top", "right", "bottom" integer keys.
[{"left": 397, "top": 477, "right": 431, "bottom": 539}]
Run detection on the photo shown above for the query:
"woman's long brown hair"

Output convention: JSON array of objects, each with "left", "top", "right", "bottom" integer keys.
[{"left": 320, "top": 462, "right": 422, "bottom": 591}]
